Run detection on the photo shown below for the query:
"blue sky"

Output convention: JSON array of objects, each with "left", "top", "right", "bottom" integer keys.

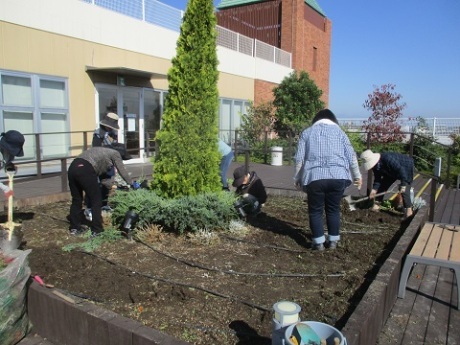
[{"left": 163, "top": 0, "right": 460, "bottom": 119}]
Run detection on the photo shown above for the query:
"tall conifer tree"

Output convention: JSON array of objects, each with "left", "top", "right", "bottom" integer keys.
[{"left": 152, "top": 0, "right": 220, "bottom": 198}]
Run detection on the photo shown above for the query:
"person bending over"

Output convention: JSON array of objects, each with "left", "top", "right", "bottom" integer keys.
[
  {"left": 360, "top": 149, "right": 414, "bottom": 219},
  {"left": 67, "top": 146, "right": 135, "bottom": 237},
  {"left": 232, "top": 166, "right": 267, "bottom": 218}
]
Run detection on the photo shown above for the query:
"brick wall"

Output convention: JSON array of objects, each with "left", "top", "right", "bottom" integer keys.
[
  {"left": 254, "top": 80, "right": 278, "bottom": 106},
  {"left": 281, "top": 0, "right": 331, "bottom": 105},
  {"left": 217, "top": 0, "right": 331, "bottom": 106}
]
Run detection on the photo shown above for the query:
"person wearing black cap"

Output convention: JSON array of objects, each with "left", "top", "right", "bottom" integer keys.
[
  {"left": 232, "top": 166, "right": 267, "bottom": 218},
  {"left": 0, "top": 130, "right": 25, "bottom": 198}
]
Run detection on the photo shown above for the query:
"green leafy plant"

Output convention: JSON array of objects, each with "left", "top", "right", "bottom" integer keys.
[
  {"left": 272, "top": 70, "right": 325, "bottom": 137},
  {"left": 152, "top": 0, "right": 220, "bottom": 198},
  {"left": 345, "top": 131, "right": 366, "bottom": 154},
  {"left": 110, "top": 189, "right": 239, "bottom": 235},
  {"left": 62, "top": 227, "right": 122, "bottom": 252},
  {"left": 239, "top": 101, "right": 275, "bottom": 147}
]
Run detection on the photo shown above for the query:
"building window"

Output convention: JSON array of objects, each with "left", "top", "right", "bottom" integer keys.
[
  {"left": 0, "top": 70, "right": 69, "bottom": 159},
  {"left": 219, "top": 98, "right": 249, "bottom": 144}
]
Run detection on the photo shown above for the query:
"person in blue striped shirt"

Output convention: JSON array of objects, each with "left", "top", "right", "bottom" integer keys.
[{"left": 294, "top": 109, "right": 362, "bottom": 251}]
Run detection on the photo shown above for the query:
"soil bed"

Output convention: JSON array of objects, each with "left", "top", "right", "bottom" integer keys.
[{"left": 11, "top": 195, "right": 407, "bottom": 344}]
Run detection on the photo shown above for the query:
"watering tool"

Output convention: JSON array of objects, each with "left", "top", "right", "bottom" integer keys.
[{"left": 343, "top": 189, "right": 396, "bottom": 211}]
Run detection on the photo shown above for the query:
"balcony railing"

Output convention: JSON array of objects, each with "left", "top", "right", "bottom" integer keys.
[{"left": 80, "top": 0, "right": 292, "bottom": 68}]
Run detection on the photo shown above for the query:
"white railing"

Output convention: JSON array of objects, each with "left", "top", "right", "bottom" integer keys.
[
  {"left": 81, "top": 0, "right": 292, "bottom": 68},
  {"left": 215, "top": 26, "right": 254, "bottom": 57},
  {"left": 339, "top": 118, "right": 460, "bottom": 145}
]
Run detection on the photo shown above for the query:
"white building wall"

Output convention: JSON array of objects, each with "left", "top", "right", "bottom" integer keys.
[{"left": 0, "top": 0, "right": 292, "bottom": 84}]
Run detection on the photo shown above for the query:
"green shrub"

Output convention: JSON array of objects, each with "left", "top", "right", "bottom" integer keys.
[
  {"left": 345, "top": 131, "right": 366, "bottom": 153},
  {"left": 110, "top": 189, "right": 239, "bottom": 234}
]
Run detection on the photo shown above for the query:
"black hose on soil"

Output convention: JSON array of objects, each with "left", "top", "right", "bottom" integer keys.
[
  {"left": 135, "top": 237, "right": 344, "bottom": 278},
  {"left": 78, "top": 250, "right": 271, "bottom": 312}
]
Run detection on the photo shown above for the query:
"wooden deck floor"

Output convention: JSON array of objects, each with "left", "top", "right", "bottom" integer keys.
[{"left": 377, "top": 185, "right": 460, "bottom": 345}]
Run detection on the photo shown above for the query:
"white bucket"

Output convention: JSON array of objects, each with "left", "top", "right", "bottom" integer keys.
[
  {"left": 284, "top": 321, "right": 346, "bottom": 345},
  {"left": 271, "top": 146, "right": 283, "bottom": 166}
]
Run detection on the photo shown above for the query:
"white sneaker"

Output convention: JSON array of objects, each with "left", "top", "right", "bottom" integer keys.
[{"left": 84, "top": 208, "right": 92, "bottom": 222}]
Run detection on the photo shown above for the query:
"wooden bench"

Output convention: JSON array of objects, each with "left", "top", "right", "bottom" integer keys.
[{"left": 398, "top": 222, "right": 460, "bottom": 309}]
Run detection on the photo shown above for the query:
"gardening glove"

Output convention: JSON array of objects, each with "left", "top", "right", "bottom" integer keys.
[
  {"left": 399, "top": 185, "right": 406, "bottom": 193},
  {"left": 131, "top": 181, "right": 141, "bottom": 190},
  {"left": 369, "top": 189, "right": 377, "bottom": 199},
  {"left": 4, "top": 189, "right": 13, "bottom": 199}
]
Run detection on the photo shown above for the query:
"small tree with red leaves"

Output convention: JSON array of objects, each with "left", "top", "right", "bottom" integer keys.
[{"left": 362, "top": 84, "right": 406, "bottom": 143}]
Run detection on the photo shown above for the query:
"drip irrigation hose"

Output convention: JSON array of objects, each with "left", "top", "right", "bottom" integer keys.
[
  {"left": 78, "top": 250, "right": 271, "bottom": 312},
  {"left": 218, "top": 234, "right": 309, "bottom": 253},
  {"left": 135, "top": 237, "right": 344, "bottom": 278}
]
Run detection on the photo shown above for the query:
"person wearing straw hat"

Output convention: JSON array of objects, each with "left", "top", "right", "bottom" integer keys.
[
  {"left": 92, "top": 112, "right": 120, "bottom": 147},
  {"left": 84, "top": 113, "right": 123, "bottom": 220},
  {"left": 0, "top": 130, "right": 25, "bottom": 199},
  {"left": 360, "top": 149, "right": 414, "bottom": 218},
  {"left": 294, "top": 109, "right": 362, "bottom": 251}
]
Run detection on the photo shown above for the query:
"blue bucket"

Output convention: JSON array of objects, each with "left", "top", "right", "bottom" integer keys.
[{"left": 284, "top": 321, "right": 346, "bottom": 345}]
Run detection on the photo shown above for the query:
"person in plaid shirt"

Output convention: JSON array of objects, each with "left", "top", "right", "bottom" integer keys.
[
  {"left": 294, "top": 109, "right": 362, "bottom": 251},
  {"left": 360, "top": 149, "right": 414, "bottom": 219}
]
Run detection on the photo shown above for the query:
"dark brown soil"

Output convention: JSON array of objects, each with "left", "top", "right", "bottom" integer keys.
[{"left": 9, "top": 195, "right": 407, "bottom": 344}]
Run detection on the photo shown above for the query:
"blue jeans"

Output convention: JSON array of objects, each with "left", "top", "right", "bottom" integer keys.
[
  {"left": 220, "top": 151, "right": 234, "bottom": 189},
  {"left": 304, "top": 179, "right": 350, "bottom": 244}
]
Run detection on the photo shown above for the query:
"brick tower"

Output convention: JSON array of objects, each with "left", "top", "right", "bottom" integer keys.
[{"left": 216, "top": 0, "right": 331, "bottom": 105}]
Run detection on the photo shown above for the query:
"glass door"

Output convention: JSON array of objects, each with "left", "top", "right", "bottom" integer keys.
[
  {"left": 97, "top": 85, "right": 143, "bottom": 162},
  {"left": 96, "top": 85, "right": 162, "bottom": 163},
  {"left": 121, "top": 88, "right": 141, "bottom": 160},
  {"left": 143, "top": 89, "right": 161, "bottom": 156}
]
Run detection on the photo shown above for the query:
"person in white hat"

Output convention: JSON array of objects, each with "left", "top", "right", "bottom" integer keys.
[
  {"left": 360, "top": 149, "right": 414, "bottom": 218},
  {"left": 84, "top": 112, "right": 122, "bottom": 220},
  {"left": 294, "top": 109, "right": 362, "bottom": 251},
  {"left": 92, "top": 112, "right": 120, "bottom": 147}
]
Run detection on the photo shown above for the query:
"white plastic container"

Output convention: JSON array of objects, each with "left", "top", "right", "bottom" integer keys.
[{"left": 271, "top": 146, "right": 283, "bottom": 166}]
